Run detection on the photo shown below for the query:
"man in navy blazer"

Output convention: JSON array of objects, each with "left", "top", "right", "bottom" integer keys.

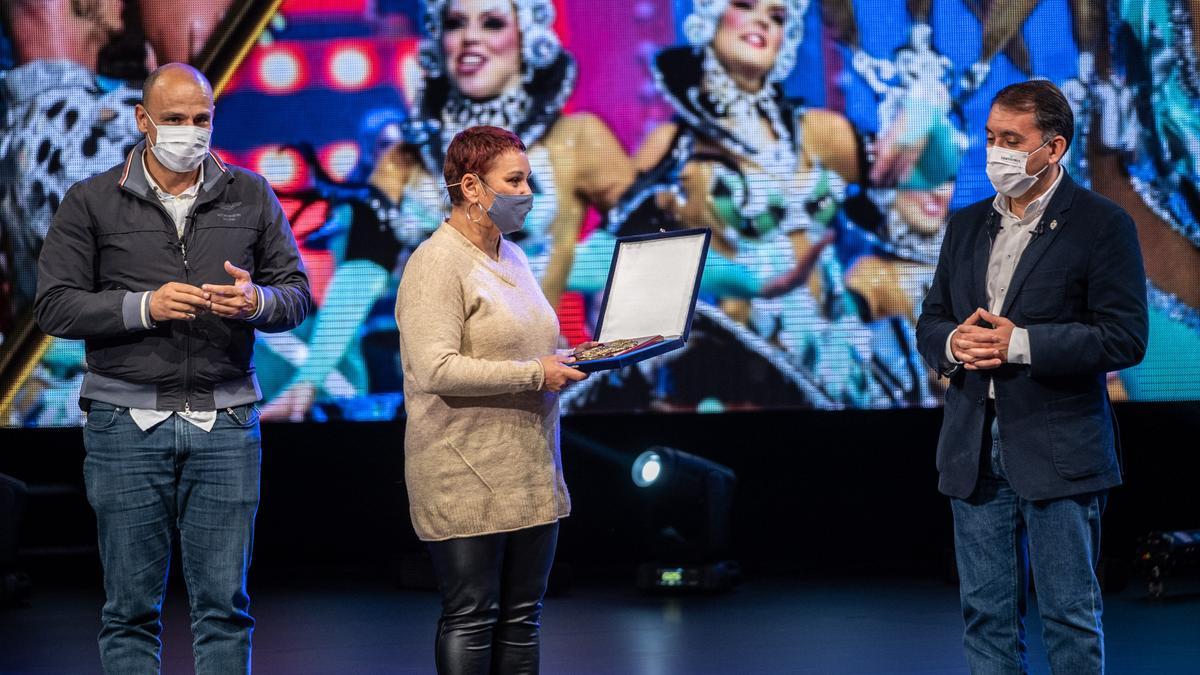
[{"left": 917, "top": 80, "right": 1147, "bottom": 674}]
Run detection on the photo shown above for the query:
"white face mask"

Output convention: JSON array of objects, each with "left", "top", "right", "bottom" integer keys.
[
  {"left": 146, "top": 115, "right": 212, "bottom": 173},
  {"left": 985, "top": 139, "right": 1052, "bottom": 198}
]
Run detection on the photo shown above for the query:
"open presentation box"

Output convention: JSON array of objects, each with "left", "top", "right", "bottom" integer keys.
[{"left": 572, "top": 228, "right": 710, "bottom": 373}]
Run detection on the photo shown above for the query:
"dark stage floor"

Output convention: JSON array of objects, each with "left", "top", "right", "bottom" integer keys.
[{"left": 2, "top": 574, "right": 1198, "bottom": 674}]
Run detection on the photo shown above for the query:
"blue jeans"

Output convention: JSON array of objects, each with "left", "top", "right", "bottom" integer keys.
[
  {"left": 951, "top": 414, "right": 1107, "bottom": 675},
  {"left": 82, "top": 401, "right": 261, "bottom": 674}
]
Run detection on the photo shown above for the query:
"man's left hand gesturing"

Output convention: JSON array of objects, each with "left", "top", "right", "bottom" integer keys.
[{"left": 202, "top": 260, "right": 259, "bottom": 320}]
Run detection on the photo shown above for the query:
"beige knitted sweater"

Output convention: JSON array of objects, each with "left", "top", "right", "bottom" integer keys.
[{"left": 395, "top": 222, "right": 570, "bottom": 541}]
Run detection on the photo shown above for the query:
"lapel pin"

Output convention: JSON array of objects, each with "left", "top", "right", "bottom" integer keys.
[{"left": 1049, "top": 219, "right": 1058, "bottom": 230}]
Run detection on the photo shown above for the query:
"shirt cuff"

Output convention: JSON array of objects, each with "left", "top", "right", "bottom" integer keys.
[
  {"left": 1008, "top": 327, "right": 1031, "bottom": 365},
  {"left": 122, "top": 291, "right": 156, "bottom": 331},
  {"left": 944, "top": 329, "right": 960, "bottom": 365}
]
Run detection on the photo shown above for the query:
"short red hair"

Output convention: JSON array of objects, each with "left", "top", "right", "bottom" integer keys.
[{"left": 444, "top": 126, "right": 527, "bottom": 205}]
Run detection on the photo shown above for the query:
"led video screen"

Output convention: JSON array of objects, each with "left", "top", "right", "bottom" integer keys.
[{"left": 2, "top": 0, "right": 1197, "bottom": 425}]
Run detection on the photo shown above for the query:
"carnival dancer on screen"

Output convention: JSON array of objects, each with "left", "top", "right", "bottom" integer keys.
[
  {"left": 0, "top": 0, "right": 141, "bottom": 425},
  {"left": 262, "top": 0, "right": 635, "bottom": 421},
  {"left": 566, "top": 0, "right": 881, "bottom": 410},
  {"left": 395, "top": 125, "right": 589, "bottom": 675},
  {"left": 826, "top": 3, "right": 966, "bottom": 406}
]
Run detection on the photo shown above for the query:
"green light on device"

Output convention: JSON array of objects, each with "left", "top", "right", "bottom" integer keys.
[{"left": 659, "top": 568, "right": 685, "bottom": 586}]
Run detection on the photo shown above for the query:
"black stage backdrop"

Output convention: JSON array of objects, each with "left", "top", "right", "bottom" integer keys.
[{"left": 3, "top": 403, "right": 1197, "bottom": 587}]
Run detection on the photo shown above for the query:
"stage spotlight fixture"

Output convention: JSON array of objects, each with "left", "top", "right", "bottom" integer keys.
[
  {"left": 632, "top": 450, "right": 662, "bottom": 487},
  {"left": 631, "top": 446, "right": 739, "bottom": 593}
]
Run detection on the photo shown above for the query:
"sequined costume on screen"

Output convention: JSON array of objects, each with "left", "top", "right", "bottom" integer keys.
[
  {"left": 563, "top": 0, "right": 886, "bottom": 411},
  {"left": 0, "top": 59, "right": 141, "bottom": 425},
  {"left": 835, "top": 10, "right": 966, "bottom": 406},
  {"left": 257, "top": 0, "right": 634, "bottom": 420}
]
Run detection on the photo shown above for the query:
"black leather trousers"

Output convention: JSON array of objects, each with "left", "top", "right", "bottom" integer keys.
[{"left": 426, "top": 521, "right": 559, "bottom": 675}]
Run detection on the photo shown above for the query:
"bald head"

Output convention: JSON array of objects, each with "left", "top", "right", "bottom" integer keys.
[{"left": 142, "top": 62, "right": 213, "bottom": 109}]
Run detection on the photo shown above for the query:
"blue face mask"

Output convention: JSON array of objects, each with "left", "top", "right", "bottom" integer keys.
[
  {"left": 448, "top": 172, "right": 532, "bottom": 234},
  {"left": 480, "top": 178, "right": 534, "bottom": 235},
  {"left": 449, "top": 174, "right": 534, "bottom": 235}
]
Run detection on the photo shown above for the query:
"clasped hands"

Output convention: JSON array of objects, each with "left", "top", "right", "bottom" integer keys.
[
  {"left": 951, "top": 308, "right": 1016, "bottom": 371},
  {"left": 148, "top": 261, "right": 258, "bottom": 323}
]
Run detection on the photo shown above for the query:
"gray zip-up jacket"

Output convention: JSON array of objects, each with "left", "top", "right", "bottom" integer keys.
[{"left": 35, "top": 142, "right": 311, "bottom": 412}]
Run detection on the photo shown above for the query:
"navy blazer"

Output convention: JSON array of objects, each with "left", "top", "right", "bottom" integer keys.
[{"left": 916, "top": 171, "right": 1148, "bottom": 500}]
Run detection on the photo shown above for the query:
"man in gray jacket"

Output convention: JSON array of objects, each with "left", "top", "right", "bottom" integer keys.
[{"left": 35, "top": 63, "right": 310, "bottom": 674}]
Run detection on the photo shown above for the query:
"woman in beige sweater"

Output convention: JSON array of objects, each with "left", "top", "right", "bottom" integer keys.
[{"left": 395, "top": 125, "right": 588, "bottom": 674}]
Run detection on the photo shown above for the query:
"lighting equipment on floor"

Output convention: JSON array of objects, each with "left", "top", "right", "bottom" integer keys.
[
  {"left": 1135, "top": 528, "right": 1200, "bottom": 598},
  {"left": 630, "top": 446, "right": 739, "bottom": 592}
]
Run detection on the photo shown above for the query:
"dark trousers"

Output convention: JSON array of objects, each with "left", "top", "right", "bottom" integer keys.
[{"left": 426, "top": 521, "right": 559, "bottom": 675}]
